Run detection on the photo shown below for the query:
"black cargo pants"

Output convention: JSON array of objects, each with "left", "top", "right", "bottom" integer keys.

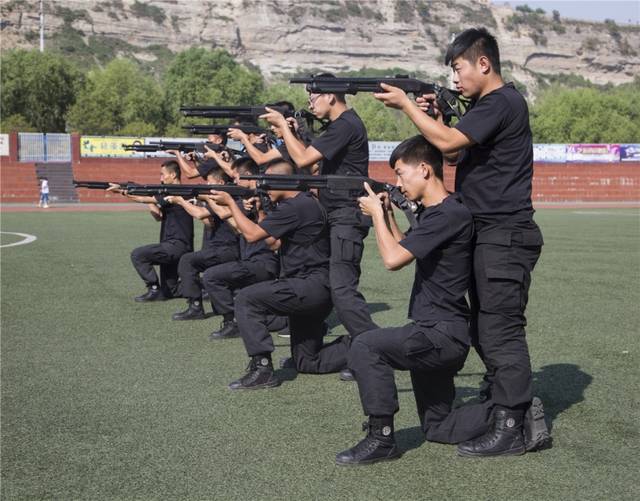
[
  {"left": 328, "top": 207, "right": 378, "bottom": 338},
  {"left": 130, "top": 240, "right": 190, "bottom": 297},
  {"left": 234, "top": 274, "right": 347, "bottom": 373},
  {"left": 177, "top": 245, "right": 238, "bottom": 300}
]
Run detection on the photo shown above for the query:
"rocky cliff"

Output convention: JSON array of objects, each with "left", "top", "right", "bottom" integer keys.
[{"left": 2, "top": 0, "right": 638, "bottom": 96}]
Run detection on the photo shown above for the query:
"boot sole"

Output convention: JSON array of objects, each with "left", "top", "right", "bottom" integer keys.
[
  {"left": 228, "top": 380, "right": 281, "bottom": 391},
  {"left": 172, "top": 315, "right": 206, "bottom": 321},
  {"left": 335, "top": 451, "right": 402, "bottom": 466},
  {"left": 457, "top": 445, "right": 525, "bottom": 458},
  {"left": 525, "top": 397, "right": 552, "bottom": 452}
]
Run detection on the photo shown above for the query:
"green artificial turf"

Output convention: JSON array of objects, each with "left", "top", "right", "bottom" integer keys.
[{"left": 1, "top": 208, "right": 639, "bottom": 500}]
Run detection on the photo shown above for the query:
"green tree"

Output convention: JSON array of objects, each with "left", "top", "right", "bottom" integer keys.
[
  {"left": 0, "top": 49, "right": 84, "bottom": 132},
  {"left": 348, "top": 94, "right": 418, "bottom": 141},
  {"left": 531, "top": 80, "right": 640, "bottom": 143},
  {"left": 163, "top": 48, "right": 264, "bottom": 134},
  {"left": 67, "top": 58, "right": 166, "bottom": 135}
]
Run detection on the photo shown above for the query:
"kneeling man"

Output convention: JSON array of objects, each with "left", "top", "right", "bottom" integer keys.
[{"left": 336, "top": 136, "right": 474, "bottom": 465}]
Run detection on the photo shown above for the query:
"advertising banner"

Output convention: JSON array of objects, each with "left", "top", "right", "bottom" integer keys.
[
  {"left": 620, "top": 144, "right": 640, "bottom": 162},
  {"left": 533, "top": 143, "right": 566, "bottom": 163},
  {"left": 369, "top": 141, "right": 401, "bottom": 162},
  {"left": 0, "top": 134, "right": 9, "bottom": 156},
  {"left": 80, "top": 136, "right": 145, "bottom": 157},
  {"left": 566, "top": 144, "right": 620, "bottom": 163}
]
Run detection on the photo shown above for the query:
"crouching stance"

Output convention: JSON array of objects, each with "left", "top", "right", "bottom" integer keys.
[
  {"left": 336, "top": 136, "right": 473, "bottom": 465},
  {"left": 110, "top": 161, "right": 194, "bottom": 301},
  {"left": 210, "top": 161, "right": 348, "bottom": 389}
]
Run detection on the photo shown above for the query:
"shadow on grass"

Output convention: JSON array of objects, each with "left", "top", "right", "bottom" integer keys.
[
  {"left": 396, "top": 364, "right": 592, "bottom": 432},
  {"left": 533, "top": 363, "right": 593, "bottom": 430},
  {"left": 395, "top": 426, "right": 426, "bottom": 453}
]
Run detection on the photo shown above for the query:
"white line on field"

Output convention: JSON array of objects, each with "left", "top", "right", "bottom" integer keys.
[
  {"left": 0, "top": 232, "right": 38, "bottom": 248},
  {"left": 571, "top": 211, "right": 639, "bottom": 216}
]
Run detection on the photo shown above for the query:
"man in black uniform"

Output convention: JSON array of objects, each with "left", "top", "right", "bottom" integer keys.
[
  {"left": 210, "top": 161, "right": 348, "bottom": 389},
  {"left": 165, "top": 167, "right": 240, "bottom": 320},
  {"left": 261, "top": 77, "right": 377, "bottom": 380},
  {"left": 110, "top": 161, "right": 194, "bottom": 301},
  {"left": 168, "top": 132, "right": 228, "bottom": 181},
  {"left": 201, "top": 157, "right": 284, "bottom": 339},
  {"left": 335, "top": 136, "right": 474, "bottom": 465},
  {"left": 374, "top": 27, "right": 549, "bottom": 456}
]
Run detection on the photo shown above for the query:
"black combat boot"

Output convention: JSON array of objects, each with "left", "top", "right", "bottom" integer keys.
[
  {"left": 228, "top": 355, "right": 281, "bottom": 390},
  {"left": 134, "top": 284, "right": 165, "bottom": 302},
  {"left": 172, "top": 299, "right": 205, "bottom": 320},
  {"left": 208, "top": 319, "right": 239, "bottom": 340},
  {"left": 335, "top": 416, "right": 402, "bottom": 466},
  {"left": 524, "top": 396, "right": 552, "bottom": 452},
  {"left": 457, "top": 406, "right": 525, "bottom": 457}
]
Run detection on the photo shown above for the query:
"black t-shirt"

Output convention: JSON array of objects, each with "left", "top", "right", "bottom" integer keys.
[
  {"left": 258, "top": 192, "right": 329, "bottom": 279},
  {"left": 237, "top": 201, "right": 279, "bottom": 269},
  {"left": 399, "top": 193, "right": 473, "bottom": 327},
  {"left": 155, "top": 195, "right": 194, "bottom": 249},
  {"left": 311, "top": 109, "right": 369, "bottom": 211},
  {"left": 202, "top": 205, "right": 239, "bottom": 251},
  {"left": 455, "top": 83, "right": 534, "bottom": 222},
  {"left": 276, "top": 142, "right": 291, "bottom": 164}
]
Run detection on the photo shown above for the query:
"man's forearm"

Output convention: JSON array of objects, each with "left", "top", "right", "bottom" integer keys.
[
  {"left": 228, "top": 201, "right": 264, "bottom": 241},
  {"left": 371, "top": 209, "right": 412, "bottom": 270},
  {"left": 402, "top": 101, "right": 465, "bottom": 155},
  {"left": 281, "top": 126, "right": 311, "bottom": 167}
]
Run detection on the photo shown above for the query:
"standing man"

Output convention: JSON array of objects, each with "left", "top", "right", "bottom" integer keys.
[
  {"left": 336, "top": 135, "right": 473, "bottom": 465},
  {"left": 261, "top": 76, "right": 378, "bottom": 380},
  {"left": 109, "top": 161, "right": 194, "bottom": 302},
  {"left": 210, "top": 161, "right": 348, "bottom": 389},
  {"left": 374, "top": 27, "right": 549, "bottom": 456}
]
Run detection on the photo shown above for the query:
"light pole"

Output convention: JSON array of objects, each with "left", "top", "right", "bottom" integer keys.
[{"left": 39, "top": 0, "right": 44, "bottom": 52}]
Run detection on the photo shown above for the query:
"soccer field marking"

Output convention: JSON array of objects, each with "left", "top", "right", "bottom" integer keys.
[
  {"left": 571, "top": 211, "right": 639, "bottom": 217},
  {"left": 0, "top": 232, "right": 38, "bottom": 248}
]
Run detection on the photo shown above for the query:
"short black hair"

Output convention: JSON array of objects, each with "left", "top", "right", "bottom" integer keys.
[
  {"left": 208, "top": 167, "right": 230, "bottom": 184},
  {"left": 161, "top": 160, "right": 181, "bottom": 180},
  {"left": 265, "top": 160, "right": 295, "bottom": 176},
  {"left": 269, "top": 100, "right": 295, "bottom": 115},
  {"left": 307, "top": 72, "right": 346, "bottom": 103},
  {"left": 389, "top": 135, "right": 443, "bottom": 180},
  {"left": 445, "top": 27, "right": 501, "bottom": 75},
  {"left": 233, "top": 156, "right": 259, "bottom": 176}
]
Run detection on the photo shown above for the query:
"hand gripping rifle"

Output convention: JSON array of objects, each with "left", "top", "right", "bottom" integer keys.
[
  {"left": 239, "top": 174, "right": 418, "bottom": 229},
  {"left": 290, "top": 74, "right": 467, "bottom": 124}
]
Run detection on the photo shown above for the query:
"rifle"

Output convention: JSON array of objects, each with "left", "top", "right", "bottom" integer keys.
[
  {"left": 180, "top": 106, "right": 328, "bottom": 145},
  {"left": 122, "top": 141, "right": 243, "bottom": 160},
  {"left": 180, "top": 105, "right": 291, "bottom": 120},
  {"left": 240, "top": 174, "right": 418, "bottom": 229},
  {"left": 73, "top": 180, "right": 136, "bottom": 190},
  {"left": 182, "top": 123, "right": 270, "bottom": 136},
  {"left": 289, "top": 74, "right": 467, "bottom": 124},
  {"left": 125, "top": 183, "right": 256, "bottom": 199}
]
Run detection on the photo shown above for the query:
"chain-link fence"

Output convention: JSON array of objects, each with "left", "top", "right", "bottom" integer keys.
[{"left": 18, "top": 133, "right": 71, "bottom": 162}]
